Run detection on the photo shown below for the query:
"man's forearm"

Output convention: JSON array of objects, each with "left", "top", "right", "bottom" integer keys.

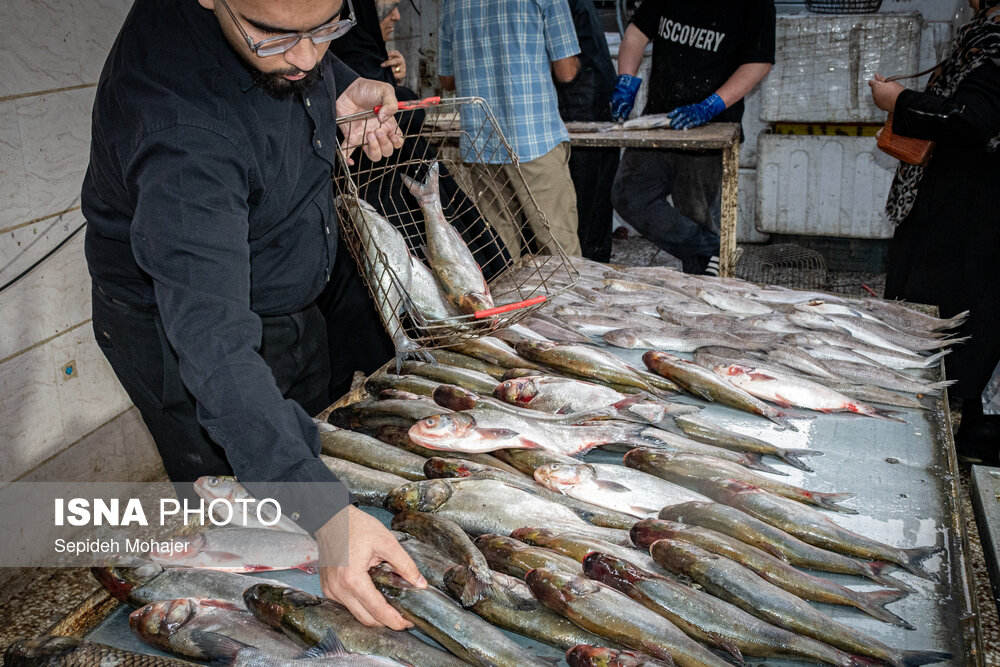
[
  {"left": 617, "top": 24, "right": 648, "bottom": 76},
  {"left": 716, "top": 62, "right": 772, "bottom": 108}
]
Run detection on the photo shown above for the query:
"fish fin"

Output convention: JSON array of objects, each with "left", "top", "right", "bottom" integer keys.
[
  {"left": 594, "top": 480, "right": 633, "bottom": 493},
  {"left": 299, "top": 629, "right": 348, "bottom": 658},
  {"left": 479, "top": 427, "right": 521, "bottom": 439},
  {"left": 458, "top": 570, "right": 492, "bottom": 607},
  {"left": 898, "top": 650, "right": 953, "bottom": 666},
  {"left": 776, "top": 447, "right": 822, "bottom": 472},
  {"left": 205, "top": 550, "right": 244, "bottom": 561},
  {"left": 706, "top": 633, "right": 745, "bottom": 665},
  {"left": 898, "top": 545, "right": 944, "bottom": 581},
  {"left": 854, "top": 588, "right": 915, "bottom": 630},
  {"left": 749, "top": 371, "right": 778, "bottom": 381},
  {"left": 189, "top": 631, "right": 249, "bottom": 659},
  {"left": 631, "top": 505, "right": 662, "bottom": 517},
  {"left": 771, "top": 393, "right": 795, "bottom": 409},
  {"left": 555, "top": 404, "right": 574, "bottom": 415},
  {"left": 742, "top": 453, "right": 788, "bottom": 476},
  {"left": 518, "top": 438, "right": 545, "bottom": 450},
  {"left": 808, "top": 491, "right": 857, "bottom": 513}
]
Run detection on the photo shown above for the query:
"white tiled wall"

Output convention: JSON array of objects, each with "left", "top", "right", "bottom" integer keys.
[{"left": 0, "top": 0, "right": 159, "bottom": 483}]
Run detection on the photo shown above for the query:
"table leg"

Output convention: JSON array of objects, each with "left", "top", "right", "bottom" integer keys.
[{"left": 719, "top": 139, "right": 740, "bottom": 277}]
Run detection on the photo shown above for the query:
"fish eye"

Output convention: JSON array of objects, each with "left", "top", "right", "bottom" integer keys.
[{"left": 207, "top": 477, "right": 219, "bottom": 486}]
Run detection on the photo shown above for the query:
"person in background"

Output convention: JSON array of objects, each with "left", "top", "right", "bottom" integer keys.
[
  {"left": 82, "top": 0, "right": 424, "bottom": 630},
  {"left": 610, "top": 0, "right": 775, "bottom": 275},
  {"left": 377, "top": 0, "right": 406, "bottom": 85},
  {"left": 869, "top": 0, "right": 1000, "bottom": 464},
  {"left": 439, "top": 0, "right": 584, "bottom": 258},
  {"left": 555, "top": 0, "right": 619, "bottom": 263},
  {"left": 330, "top": 0, "right": 404, "bottom": 87}
]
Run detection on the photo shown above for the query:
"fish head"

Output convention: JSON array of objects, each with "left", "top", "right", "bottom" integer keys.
[
  {"left": 384, "top": 479, "right": 454, "bottom": 513},
  {"left": 513, "top": 339, "right": 556, "bottom": 359},
  {"left": 622, "top": 446, "right": 675, "bottom": 470},
  {"left": 648, "top": 538, "right": 708, "bottom": 574},
  {"left": 566, "top": 645, "right": 671, "bottom": 667},
  {"left": 509, "top": 527, "right": 559, "bottom": 547},
  {"left": 422, "top": 456, "right": 482, "bottom": 479},
  {"left": 407, "top": 413, "right": 477, "bottom": 449},
  {"left": 442, "top": 564, "right": 470, "bottom": 598},
  {"left": 493, "top": 377, "right": 540, "bottom": 405},
  {"left": 629, "top": 518, "right": 685, "bottom": 549},
  {"left": 532, "top": 463, "right": 590, "bottom": 492},
  {"left": 128, "top": 597, "right": 202, "bottom": 645},
  {"left": 4, "top": 637, "right": 86, "bottom": 664},
  {"left": 368, "top": 563, "right": 409, "bottom": 599},
  {"left": 714, "top": 363, "right": 749, "bottom": 377},
  {"left": 458, "top": 292, "right": 493, "bottom": 314},
  {"left": 524, "top": 568, "right": 599, "bottom": 611},
  {"left": 243, "top": 584, "right": 321, "bottom": 630},
  {"left": 432, "top": 384, "right": 479, "bottom": 411},
  {"left": 193, "top": 475, "right": 239, "bottom": 502},
  {"left": 472, "top": 534, "right": 523, "bottom": 560},
  {"left": 583, "top": 551, "right": 646, "bottom": 587},
  {"left": 91, "top": 557, "right": 164, "bottom": 603}
]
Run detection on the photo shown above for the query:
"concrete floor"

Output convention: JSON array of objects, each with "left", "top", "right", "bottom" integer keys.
[{"left": 2, "top": 236, "right": 996, "bottom": 663}]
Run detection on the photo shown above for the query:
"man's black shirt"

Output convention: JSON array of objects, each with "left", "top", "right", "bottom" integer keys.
[{"left": 82, "top": 0, "right": 359, "bottom": 532}]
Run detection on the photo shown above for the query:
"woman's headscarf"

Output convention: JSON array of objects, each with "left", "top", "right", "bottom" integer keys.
[{"left": 886, "top": 3, "right": 1000, "bottom": 224}]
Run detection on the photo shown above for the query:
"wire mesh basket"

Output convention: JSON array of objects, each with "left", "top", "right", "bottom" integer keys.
[
  {"left": 805, "top": 0, "right": 883, "bottom": 14},
  {"left": 333, "top": 96, "right": 580, "bottom": 355},
  {"left": 733, "top": 243, "right": 828, "bottom": 291}
]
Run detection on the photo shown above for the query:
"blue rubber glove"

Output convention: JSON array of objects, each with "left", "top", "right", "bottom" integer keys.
[
  {"left": 667, "top": 93, "right": 727, "bottom": 130},
  {"left": 610, "top": 74, "right": 642, "bottom": 121}
]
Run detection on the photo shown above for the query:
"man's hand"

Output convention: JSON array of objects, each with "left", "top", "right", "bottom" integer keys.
[
  {"left": 381, "top": 50, "right": 407, "bottom": 83},
  {"left": 667, "top": 93, "right": 727, "bottom": 130},
  {"left": 317, "top": 506, "right": 426, "bottom": 629},
  {"left": 336, "top": 78, "right": 405, "bottom": 165},
  {"left": 869, "top": 74, "right": 905, "bottom": 113},
  {"left": 610, "top": 74, "right": 642, "bottom": 122}
]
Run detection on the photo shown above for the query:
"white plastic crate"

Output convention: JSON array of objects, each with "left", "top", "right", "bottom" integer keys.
[
  {"left": 755, "top": 134, "right": 897, "bottom": 239},
  {"left": 761, "top": 13, "right": 922, "bottom": 123},
  {"left": 738, "top": 169, "right": 770, "bottom": 244}
]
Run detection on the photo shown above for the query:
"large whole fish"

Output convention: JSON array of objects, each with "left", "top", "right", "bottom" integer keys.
[
  {"left": 713, "top": 363, "right": 904, "bottom": 422},
  {"left": 327, "top": 396, "right": 449, "bottom": 431},
  {"left": 148, "top": 528, "right": 318, "bottom": 573},
  {"left": 603, "top": 327, "right": 764, "bottom": 353},
  {"left": 193, "top": 477, "right": 307, "bottom": 534},
  {"left": 364, "top": 371, "right": 441, "bottom": 398},
  {"left": 383, "top": 478, "right": 631, "bottom": 544},
  {"left": 129, "top": 598, "right": 303, "bottom": 660},
  {"left": 649, "top": 540, "right": 951, "bottom": 667},
  {"left": 670, "top": 413, "right": 819, "bottom": 472},
  {"left": 403, "top": 162, "right": 493, "bottom": 314},
  {"left": 514, "top": 340, "right": 680, "bottom": 394},
  {"left": 429, "top": 349, "right": 508, "bottom": 378},
  {"left": 492, "top": 447, "right": 581, "bottom": 476},
  {"left": 407, "top": 253, "right": 460, "bottom": 323},
  {"left": 643, "top": 351, "right": 796, "bottom": 430},
  {"left": 525, "top": 568, "right": 733, "bottom": 667},
  {"left": 341, "top": 196, "right": 415, "bottom": 354},
  {"left": 373, "top": 425, "right": 523, "bottom": 474},
  {"left": 368, "top": 564, "right": 543, "bottom": 667},
  {"left": 655, "top": 502, "right": 902, "bottom": 588},
  {"left": 243, "top": 583, "right": 467, "bottom": 667},
  {"left": 4, "top": 637, "right": 196, "bottom": 667},
  {"left": 630, "top": 519, "right": 912, "bottom": 628},
  {"left": 705, "top": 480, "right": 941, "bottom": 580},
  {"left": 443, "top": 567, "right": 619, "bottom": 651},
  {"left": 533, "top": 461, "right": 710, "bottom": 518},
  {"left": 399, "top": 360, "right": 499, "bottom": 395},
  {"left": 583, "top": 552, "right": 872, "bottom": 666},
  {"left": 423, "top": 456, "right": 637, "bottom": 529},
  {"left": 431, "top": 384, "right": 614, "bottom": 424},
  {"left": 511, "top": 527, "right": 663, "bottom": 575},
  {"left": 565, "top": 645, "right": 673, "bottom": 667},
  {"left": 390, "top": 510, "right": 493, "bottom": 606},
  {"left": 475, "top": 534, "right": 583, "bottom": 577},
  {"left": 188, "top": 628, "right": 410, "bottom": 666},
  {"left": 453, "top": 336, "right": 546, "bottom": 371},
  {"left": 783, "top": 332, "right": 947, "bottom": 370},
  {"left": 317, "top": 422, "right": 426, "bottom": 480},
  {"left": 320, "top": 455, "right": 410, "bottom": 508},
  {"left": 625, "top": 449, "right": 856, "bottom": 513}
]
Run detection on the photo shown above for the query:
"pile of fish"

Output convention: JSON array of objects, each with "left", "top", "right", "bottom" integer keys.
[{"left": 9, "top": 258, "right": 964, "bottom": 666}]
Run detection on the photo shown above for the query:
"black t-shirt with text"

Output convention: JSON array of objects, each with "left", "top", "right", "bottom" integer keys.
[{"left": 632, "top": 0, "right": 776, "bottom": 125}]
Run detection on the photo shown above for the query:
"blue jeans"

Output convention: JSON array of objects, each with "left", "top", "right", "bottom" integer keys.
[{"left": 612, "top": 148, "right": 722, "bottom": 273}]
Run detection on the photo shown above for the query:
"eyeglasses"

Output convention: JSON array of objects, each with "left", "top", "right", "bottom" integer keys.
[{"left": 217, "top": 0, "right": 356, "bottom": 57}]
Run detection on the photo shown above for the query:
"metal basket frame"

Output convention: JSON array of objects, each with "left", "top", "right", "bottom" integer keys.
[{"left": 333, "top": 96, "right": 580, "bottom": 352}]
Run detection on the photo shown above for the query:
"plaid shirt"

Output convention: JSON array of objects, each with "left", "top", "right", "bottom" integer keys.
[{"left": 439, "top": 0, "right": 580, "bottom": 163}]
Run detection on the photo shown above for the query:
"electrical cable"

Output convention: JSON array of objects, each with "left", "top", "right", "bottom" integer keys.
[{"left": 0, "top": 220, "right": 87, "bottom": 295}]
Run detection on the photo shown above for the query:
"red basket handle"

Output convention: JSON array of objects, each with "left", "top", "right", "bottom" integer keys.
[
  {"left": 473, "top": 295, "right": 547, "bottom": 319},
  {"left": 373, "top": 96, "right": 442, "bottom": 116}
]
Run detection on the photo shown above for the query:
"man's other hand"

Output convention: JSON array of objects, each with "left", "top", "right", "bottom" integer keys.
[
  {"left": 336, "top": 78, "right": 405, "bottom": 165},
  {"left": 667, "top": 94, "right": 727, "bottom": 130},
  {"left": 316, "top": 506, "right": 426, "bottom": 629},
  {"left": 610, "top": 74, "right": 642, "bottom": 121}
]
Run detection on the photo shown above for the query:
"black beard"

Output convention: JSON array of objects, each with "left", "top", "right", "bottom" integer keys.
[{"left": 236, "top": 52, "right": 321, "bottom": 99}]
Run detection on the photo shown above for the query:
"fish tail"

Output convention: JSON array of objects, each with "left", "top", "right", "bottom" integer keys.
[
  {"left": 865, "top": 563, "right": 919, "bottom": 593},
  {"left": 401, "top": 161, "right": 441, "bottom": 205},
  {"left": 777, "top": 447, "right": 822, "bottom": 472},
  {"left": 937, "top": 335, "right": 970, "bottom": 348},
  {"left": 852, "top": 588, "right": 914, "bottom": 629},
  {"left": 871, "top": 408, "right": 908, "bottom": 424},
  {"left": 810, "top": 491, "right": 858, "bottom": 513},
  {"left": 923, "top": 380, "right": 956, "bottom": 393},
  {"left": 937, "top": 310, "right": 969, "bottom": 330},
  {"left": 920, "top": 349, "right": 951, "bottom": 366},
  {"left": 897, "top": 545, "right": 944, "bottom": 581},
  {"left": 742, "top": 452, "right": 789, "bottom": 476},
  {"left": 898, "top": 649, "right": 953, "bottom": 666},
  {"left": 764, "top": 409, "right": 801, "bottom": 431}
]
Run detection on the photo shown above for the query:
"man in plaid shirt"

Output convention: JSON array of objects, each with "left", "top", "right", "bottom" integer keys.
[{"left": 439, "top": 0, "right": 583, "bottom": 257}]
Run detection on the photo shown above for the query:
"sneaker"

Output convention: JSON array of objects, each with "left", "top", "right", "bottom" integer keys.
[{"left": 703, "top": 255, "right": 720, "bottom": 277}]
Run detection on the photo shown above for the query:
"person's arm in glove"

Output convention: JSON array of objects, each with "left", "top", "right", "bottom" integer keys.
[
  {"left": 611, "top": 24, "right": 650, "bottom": 121},
  {"left": 668, "top": 62, "right": 773, "bottom": 130}
]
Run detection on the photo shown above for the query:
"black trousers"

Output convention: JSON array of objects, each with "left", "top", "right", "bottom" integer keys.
[
  {"left": 570, "top": 146, "right": 619, "bottom": 263},
  {"left": 92, "top": 241, "right": 393, "bottom": 484}
]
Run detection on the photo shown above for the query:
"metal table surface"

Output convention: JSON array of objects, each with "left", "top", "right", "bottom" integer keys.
[{"left": 58, "top": 345, "right": 979, "bottom": 665}]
